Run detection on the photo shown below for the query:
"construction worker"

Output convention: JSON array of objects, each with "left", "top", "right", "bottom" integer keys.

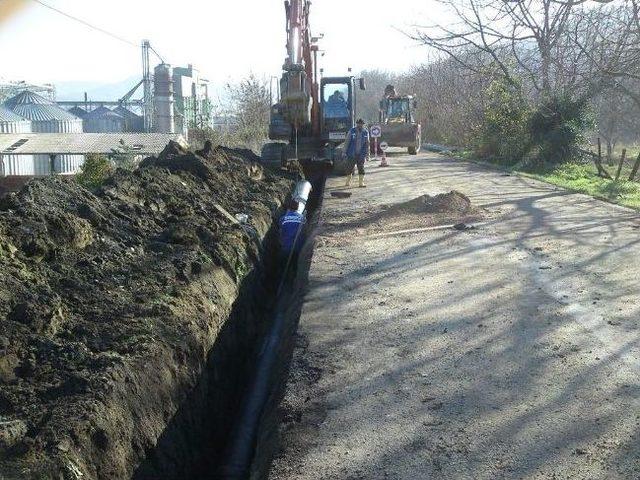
[
  {"left": 279, "top": 199, "right": 306, "bottom": 275},
  {"left": 325, "top": 90, "right": 348, "bottom": 118},
  {"left": 344, "top": 118, "right": 370, "bottom": 188}
]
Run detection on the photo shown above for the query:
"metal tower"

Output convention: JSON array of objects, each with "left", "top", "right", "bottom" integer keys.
[{"left": 142, "top": 40, "right": 153, "bottom": 132}]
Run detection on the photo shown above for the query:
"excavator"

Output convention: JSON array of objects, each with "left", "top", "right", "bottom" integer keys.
[{"left": 261, "top": 0, "right": 365, "bottom": 174}]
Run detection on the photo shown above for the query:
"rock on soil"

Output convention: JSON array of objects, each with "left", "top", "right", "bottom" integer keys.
[{"left": 0, "top": 142, "right": 293, "bottom": 479}]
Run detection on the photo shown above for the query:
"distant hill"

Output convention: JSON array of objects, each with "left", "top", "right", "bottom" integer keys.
[{"left": 55, "top": 76, "right": 141, "bottom": 102}]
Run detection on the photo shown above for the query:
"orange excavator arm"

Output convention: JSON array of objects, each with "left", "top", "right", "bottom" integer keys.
[{"left": 281, "top": 0, "right": 320, "bottom": 136}]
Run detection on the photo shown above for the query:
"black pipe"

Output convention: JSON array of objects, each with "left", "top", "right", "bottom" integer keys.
[
  {"left": 216, "top": 306, "right": 289, "bottom": 479},
  {"left": 215, "top": 166, "right": 327, "bottom": 479}
]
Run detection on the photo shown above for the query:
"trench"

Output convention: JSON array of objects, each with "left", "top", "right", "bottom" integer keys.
[{"left": 131, "top": 161, "right": 329, "bottom": 480}]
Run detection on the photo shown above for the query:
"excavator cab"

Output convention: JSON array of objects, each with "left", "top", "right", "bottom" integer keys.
[
  {"left": 320, "top": 76, "right": 364, "bottom": 144},
  {"left": 381, "top": 96, "right": 417, "bottom": 124},
  {"left": 263, "top": 75, "right": 366, "bottom": 167},
  {"left": 386, "top": 97, "right": 412, "bottom": 122}
]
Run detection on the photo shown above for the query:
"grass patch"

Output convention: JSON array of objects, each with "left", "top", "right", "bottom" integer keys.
[
  {"left": 527, "top": 162, "right": 640, "bottom": 209},
  {"left": 446, "top": 149, "right": 640, "bottom": 209}
]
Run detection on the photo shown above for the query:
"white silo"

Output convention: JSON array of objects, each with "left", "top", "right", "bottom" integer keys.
[
  {"left": 4, "top": 90, "right": 84, "bottom": 175},
  {"left": 0, "top": 105, "right": 34, "bottom": 176},
  {"left": 84, "top": 106, "right": 125, "bottom": 133},
  {"left": 154, "top": 64, "right": 176, "bottom": 133}
]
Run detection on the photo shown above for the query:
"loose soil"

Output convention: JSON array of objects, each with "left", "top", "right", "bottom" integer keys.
[
  {"left": 0, "top": 142, "right": 293, "bottom": 479},
  {"left": 384, "top": 190, "right": 474, "bottom": 216},
  {"left": 322, "top": 189, "right": 484, "bottom": 237}
]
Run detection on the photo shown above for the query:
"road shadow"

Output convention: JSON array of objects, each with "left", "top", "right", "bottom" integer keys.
[{"left": 272, "top": 153, "right": 640, "bottom": 479}]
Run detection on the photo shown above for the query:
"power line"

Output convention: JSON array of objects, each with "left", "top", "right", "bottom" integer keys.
[{"left": 31, "top": 0, "right": 137, "bottom": 47}]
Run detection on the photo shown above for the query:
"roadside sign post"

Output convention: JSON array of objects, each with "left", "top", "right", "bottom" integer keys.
[{"left": 370, "top": 124, "right": 382, "bottom": 161}]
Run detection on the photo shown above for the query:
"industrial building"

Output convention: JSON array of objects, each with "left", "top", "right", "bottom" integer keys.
[
  {"left": 0, "top": 55, "right": 210, "bottom": 179},
  {"left": 153, "top": 64, "right": 175, "bottom": 134},
  {"left": 153, "top": 63, "right": 212, "bottom": 135},
  {"left": 0, "top": 105, "right": 33, "bottom": 176},
  {"left": 83, "top": 105, "right": 126, "bottom": 133},
  {"left": 173, "top": 64, "right": 212, "bottom": 132},
  {"left": 0, "top": 132, "right": 187, "bottom": 193},
  {"left": 0, "top": 132, "right": 187, "bottom": 158},
  {"left": 3, "top": 90, "right": 84, "bottom": 175},
  {"left": 67, "top": 106, "right": 88, "bottom": 119},
  {"left": 0, "top": 79, "right": 55, "bottom": 104},
  {"left": 48, "top": 62, "right": 211, "bottom": 137},
  {"left": 114, "top": 105, "right": 144, "bottom": 132},
  {"left": 0, "top": 105, "right": 31, "bottom": 134},
  {"left": 2, "top": 36, "right": 213, "bottom": 139}
]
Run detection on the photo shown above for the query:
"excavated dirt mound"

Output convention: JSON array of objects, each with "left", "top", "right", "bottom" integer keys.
[
  {"left": 387, "top": 190, "right": 473, "bottom": 216},
  {"left": 324, "top": 190, "right": 483, "bottom": 236},
  {"left": 0, "top": 142, "right": 293, "bottom": 479}
]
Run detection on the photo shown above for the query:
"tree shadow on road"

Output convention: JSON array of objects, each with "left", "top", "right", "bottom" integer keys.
[{"left": 273, "top": 157, "right": 640, "bottom": 479}]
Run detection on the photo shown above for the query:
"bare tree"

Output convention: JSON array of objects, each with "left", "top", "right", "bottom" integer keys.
[
  {"left": 412, "top": 0, "right": 639, "bottom": 102},
  {"left": 357, "top": 69, "right": 398, "bottom": 123},
  {"left": 593, "top": 82, "right": 640, "bottom": 157},
  {"left": 225, "top": 73, "right": 271, "bottom": 152},
  {"left": 398, "top": 57, "right": 489, "bottom": 145},
  {"left": 569, "top": 2, "right": 640, "bottom": 106}
]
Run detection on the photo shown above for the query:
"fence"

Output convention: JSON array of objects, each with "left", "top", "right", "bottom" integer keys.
[{"left": 588, "top": 138, "right": 640, "bottom": 182}]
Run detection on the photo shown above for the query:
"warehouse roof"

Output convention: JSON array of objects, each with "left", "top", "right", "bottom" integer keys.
[
  {"left": 84, "top": 106, "right": 124, "bottom": 120},
  {"left": 67, "top": 106, "right": 88, "bottom": 118},
  {"left": 0, "top": 133, "right": 188, "bottom": 155}
]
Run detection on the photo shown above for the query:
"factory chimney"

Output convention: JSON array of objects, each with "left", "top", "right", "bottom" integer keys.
[{"left": 153, "top": 63, "right": 175, "bottom": 133}]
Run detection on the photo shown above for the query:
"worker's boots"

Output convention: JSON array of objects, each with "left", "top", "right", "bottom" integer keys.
[
  {"left": 345, "top": 174, "right": 352, "bottom": 187},
  {"left": 358, "top": 174, "right": 366, "bottom": 188}
]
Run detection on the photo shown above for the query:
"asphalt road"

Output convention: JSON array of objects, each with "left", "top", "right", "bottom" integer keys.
[{"left": 269, "top": 152, "right": 640, "bottom": 480}]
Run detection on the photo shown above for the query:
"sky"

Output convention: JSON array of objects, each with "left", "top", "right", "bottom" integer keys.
[{"left": 0, "top": 0, "right": 447, "bottom": 98}]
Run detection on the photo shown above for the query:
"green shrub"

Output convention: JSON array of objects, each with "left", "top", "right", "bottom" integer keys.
[
  {"left": 76, "top": 154, "right": 114, "bottom": 189},
  {"left": 528, "top": 96, "right": 593, "bottom": 166},
  {"left": 476, "top": 79, "right": 531, "bottom": 165}
]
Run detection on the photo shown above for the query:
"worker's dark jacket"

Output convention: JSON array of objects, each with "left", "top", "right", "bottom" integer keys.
[{"left": 345, "top": 127, "right": 370, "bottom": 159}]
